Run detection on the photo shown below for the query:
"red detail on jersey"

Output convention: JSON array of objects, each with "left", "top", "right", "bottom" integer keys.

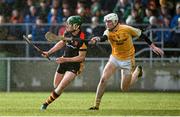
[{"left": 80, "top": 32, "right": 85, "bottom": 40}]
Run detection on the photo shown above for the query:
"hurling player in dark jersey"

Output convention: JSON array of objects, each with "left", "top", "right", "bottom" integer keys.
[{"left": 40, "top": 15, "right": 88, "bottom": 110}]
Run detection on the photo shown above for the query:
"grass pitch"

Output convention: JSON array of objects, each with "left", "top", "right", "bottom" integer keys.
[{"left": 0, "top": 92, "right": 180, "bottom": 116}]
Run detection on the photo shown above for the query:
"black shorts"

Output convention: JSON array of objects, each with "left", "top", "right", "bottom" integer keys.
[{"left": 56, "top": 62, "right": 80, "bottom": 74}]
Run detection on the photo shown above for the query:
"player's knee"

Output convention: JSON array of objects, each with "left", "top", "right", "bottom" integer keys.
[{"left": 100, "top": 77, "right": 107, "bottom": 84}]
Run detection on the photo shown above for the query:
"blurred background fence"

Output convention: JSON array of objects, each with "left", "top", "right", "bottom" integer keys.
[{"left": 0, "top": 23, "right": 180, "bottom": 92}]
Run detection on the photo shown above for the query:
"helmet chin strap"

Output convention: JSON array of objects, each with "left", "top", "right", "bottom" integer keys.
[{"left": 70, "top": 29, "right": 81, "bottom": 35}]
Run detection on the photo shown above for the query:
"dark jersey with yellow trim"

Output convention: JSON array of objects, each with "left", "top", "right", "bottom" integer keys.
[
  {"left": 56, "top": 31, "right": 88, "bottom": 74},
  {"left": 63, "top": 31, "right": 87, "bottom": 58}
]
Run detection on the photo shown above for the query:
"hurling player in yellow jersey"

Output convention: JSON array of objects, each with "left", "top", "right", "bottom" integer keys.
[{"left": 89, "top": 13, "right": 164, "bottom": 110}]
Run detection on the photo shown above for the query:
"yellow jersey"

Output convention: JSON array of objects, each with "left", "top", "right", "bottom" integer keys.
[{"left": 104, "top": 24, "right": 141, "bottom": 60}]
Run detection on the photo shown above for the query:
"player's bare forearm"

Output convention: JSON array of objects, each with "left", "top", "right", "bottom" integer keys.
[
  {"left": 48, "top": 41, "right": 65, "bottom": 55},
  {"left": 139, "top": 33, "right": 164, "bottom": 56}
]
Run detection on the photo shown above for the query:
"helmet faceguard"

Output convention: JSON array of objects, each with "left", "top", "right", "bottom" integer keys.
[{"left": 104, "top": 13, "right": 119, "bottom": 30}]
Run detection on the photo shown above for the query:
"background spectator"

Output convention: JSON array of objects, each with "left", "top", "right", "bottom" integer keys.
[
  {"left": 147, "top": 16, "right": 161, "bottom": 42},
  {"left": 30, "top": 16, "right": 49, "bottom": 57},
  {"left": 10, "top": 9, "right": 23, "bottom": 24},
  {"left": 76, "top": 0, "right": 91, "bottom": 23},
  {"left": 22, "top": 0, "right": 34, "bottom": 17},
  {"left": 113, "top": 0, "right": 131, "bottom": 23},
  {"left": 48, "top": 8, "right": 62, "bottom": 24},
  {"left": 126, "top": 8, "right": 141, "bottom": 25},
  {"left": 99, "top": 0, "right": 117, "bottom": 14},
  {"left": 31, "top": 17, "right": 48, "bottom": 42},
  {"left": 24, "top": 6, "right": 38, "bottom": 24},
  {"left": 62, "top": 8, "right": 72, "bottom": 22},
  {"left": 172, "top": 17, "right": 180, "bottom": 48},
  {"left": 91, "top": 0, "right": 101, "bottom": 16},
  {"left": 170, "top": 2, "right": 180, "bottom": 28},
  {"left": 161, "top": 16, "right": 173, "bottom": 45},
  {"left": 159, "top": 0, "right": 175, "bottom": 16},
  {"left": 86, "top": 16, "right": 105, "bottom": 36},
  {"left": 143, "top": 8, "right": 154, "bottom": 24},
  {"left": 37, "top": 0, "right": 50, "bottom": 21},
  {"left": 134, "top": 0, "right": 145, "bottom": 22},
  {"left": 0, "top": 0, "right": 11, "bottom": 18},
  {"left": 0, "top": 15, "right": 8, "bottom": 40},
  {"left": 47, "top": 0, "right": 63, "bottom": 24}
]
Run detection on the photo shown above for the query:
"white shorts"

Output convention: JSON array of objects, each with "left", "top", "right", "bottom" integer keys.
[{"left": 109, "top": 55, "right": 135, "bottom": 72}]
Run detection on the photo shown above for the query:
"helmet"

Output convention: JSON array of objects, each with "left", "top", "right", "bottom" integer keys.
[
  {"left": 66, "top": 15, "right": 83, "bottom": 26},
  {"left": 66, "top": 15, "right": 83, "bottom": 31},
  {"left": 104, "top": 13, "right": 118, "bottom": 24}
]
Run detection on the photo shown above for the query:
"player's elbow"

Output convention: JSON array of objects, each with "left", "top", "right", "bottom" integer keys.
[
  {"left": 78, "top": 56, "right": 85, "bottom": 62},
  {"left": 75, "top": 55, "right": 85, "bottom": 62}
]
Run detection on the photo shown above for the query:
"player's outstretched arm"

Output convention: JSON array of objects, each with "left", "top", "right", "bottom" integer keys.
[
  {"left": 41, "top": 41, "right": 65, "bottom": 58},
  {"left": 89, "top": 37, "right": 100, "bottom": 44},
  {"left": 140, "top": 33, "right": 164, "bottom": 56},
  {"left": 89, "top": 35, "right": 108, "bottom": 44}
]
